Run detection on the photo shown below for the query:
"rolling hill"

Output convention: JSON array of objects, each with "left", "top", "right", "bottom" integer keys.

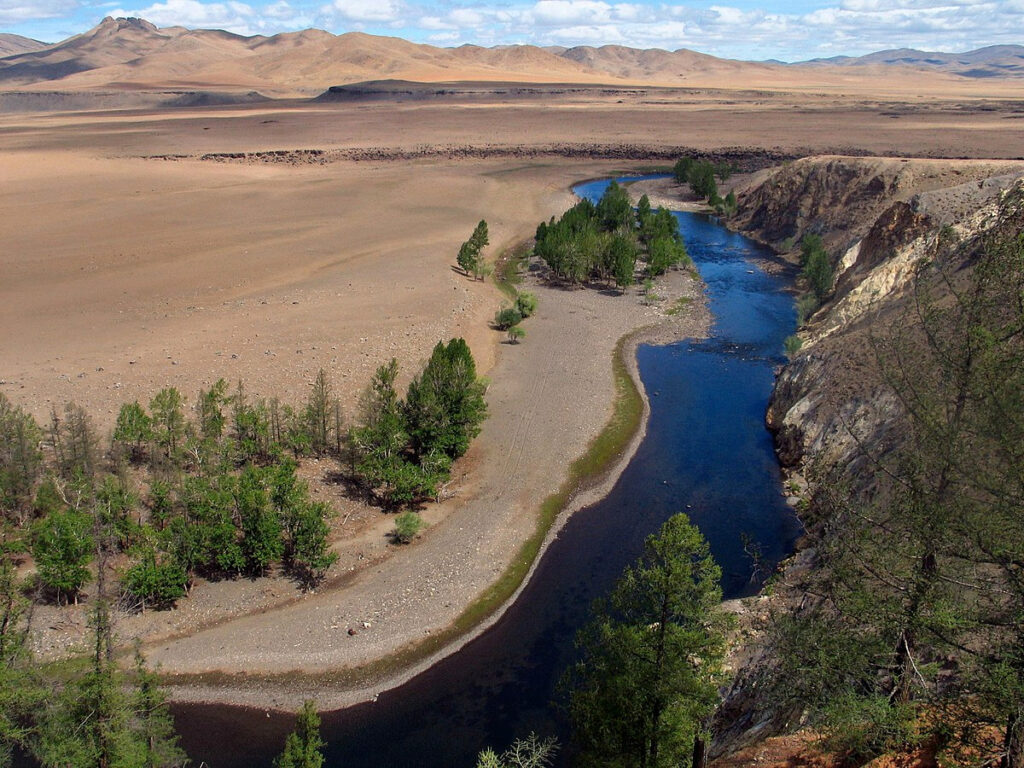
[{"left": 0, "top": 16, "right": 1020, "bottom": 100}]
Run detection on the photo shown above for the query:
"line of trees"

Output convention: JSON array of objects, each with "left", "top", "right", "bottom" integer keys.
[
  {"left": 770, "top": 198, "right": 1024, "bottom": 765},
  {"left": 673, "top": 157, "right": 737, "bottom": 217},
  {"left": 3, "top": 335, "right": 490, "bottom": 611},
  {"left": 1, "top": 372, "right": 343, "bottom": 617},
  {"left": 534, "top": 181, "right": 690, "bottom": 288}
]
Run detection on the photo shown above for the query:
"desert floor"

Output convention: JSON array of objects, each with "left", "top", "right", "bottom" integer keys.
[{"left": 3, "top": 85, "right": 1022, "bottom": 707}]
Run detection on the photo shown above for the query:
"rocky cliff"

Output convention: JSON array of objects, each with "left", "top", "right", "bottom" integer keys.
[
  {"left": 736, "top": 156, "right": 1024, "bottom": 484},
  {"left": 708, "top": 157, "right": 1024, "bottom": 762}
]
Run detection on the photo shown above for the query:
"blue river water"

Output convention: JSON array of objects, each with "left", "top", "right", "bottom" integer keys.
[{"left": 170, "top": 177, "right": 803, "bottom": 767}]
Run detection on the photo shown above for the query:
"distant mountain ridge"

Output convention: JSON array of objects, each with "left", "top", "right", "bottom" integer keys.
[
  {"left": 0, "top": 32, "right": 46, "bottom": 57},
  {"left": 0, "top": 16, "right": 1020, "bottom": 98},
  {"left": 798, "top": 44, "right": 1024, "bottom": 78}
]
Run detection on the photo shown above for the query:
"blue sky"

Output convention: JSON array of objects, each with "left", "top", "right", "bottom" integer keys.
[{"left": 2, "top": 0, "right": 1022, "bottom": 62}]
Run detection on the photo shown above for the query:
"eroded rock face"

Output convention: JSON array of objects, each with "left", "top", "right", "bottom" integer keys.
[
  {"left": 712, "top": 167, "right": 1024, "bottom": 761},
  {"left": 735, "top": 155, "right": 1024, "bottom": 257},
  {"left": 736, "top": 157, "right": 1024, "bottom": 483}
]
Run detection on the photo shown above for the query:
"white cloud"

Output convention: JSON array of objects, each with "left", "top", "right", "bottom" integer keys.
[
  {"left": 110, "top": 0, "right": 258, "bottom": 33},
  {"left": 0, "top": 0, "right": 77, "bottom": 24},
  {"left": 329, "top": 0, "right": 401, "bottom": 22},
  {"left": 531, "top": 0, "right": 613, "bottom": 26}
]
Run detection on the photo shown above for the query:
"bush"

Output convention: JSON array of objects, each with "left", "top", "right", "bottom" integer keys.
[
  {"left": 820, "top": 694, "right": 918, "bottom": 764},
  {"left": 796, "top": 294, "right": 820, "bottom": 325},
  {"left": 507, "top": 326, "right": 526, "bottom": 344},
  {"left": 784, "top": 335, "right": 803, "bottom": 357},
  {"left": 122, "top": 546, "right": 188, "bottom": 610},
  {"left": 494, "top": 306, "right": 524, "bottom": 330},
  {"left": 515, "top": 292, "right": 538, "bottom": 318},
  {"left": 392, "top": 511, "right": 424, "bottom": 544}
]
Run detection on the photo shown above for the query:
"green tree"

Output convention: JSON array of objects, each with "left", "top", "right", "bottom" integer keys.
[
  {"left": 597, "top": 181, "right": 633, "bottom": 232},
  {"left": 149, "top": 388, "right": 186, "bottom": 460},
  {"left": 122, "top": 542, "right": 187, "bottom": 611},
  {"left": 802, "top": 241, "right": 833, "bottom": 302},
  {"left": 196, "top": 378, "right": 229, "bottom": 441},
  {"left": 567, "top": 513, "right": 731, "bottom": 768},
  {"left": 287, "top": 501, "right": 336, "bottom": 587},
  {"left": 130, "top": 650, "right": 185, "bottom": 768},
  {"left": 515, "top": 292, "right": 538, "bottom": 318},
  {"left": 494, "top": 305, "right": 524, "bottom": 330},
  {"left": 611, "top": 234, "right": 637, "bottom": 290},
  {"left": 687, "top": 161, "right": 718, "bottom": 202},
  {"left": 32, "top": 507, "right": 93, "bottom": 604},
  {"left": 476, "top": 733, "right": 559, "bottom": 768},
  {"left": 236, "top": 466, "right": 282, "bottom": 575},
  {"left": 646, "top": 236, "right": 689, "bottom": 277},
  {"left": 392, "top": 511, "right": 424, "bottom": 544},
  {"left": 458, "top": 220, "right": 490, "bottom": 278},
  {"left": 0, "top": 395, "right": 42, "bottom": 523},
  {"left": 50, "top": 402, "right": 98, "bottom": 480},
  {"left": 112, "top": 402, "right": 152, "bottom": 464},
  {"left": 507, "top": 325, "right": 526, "bottom": 344},
  {"left": 275, "top": 700, "right": 325, "bottom": 768},
  {"left": 231, "top": 381, "right": 272, "bottom": 465},
  {"left": 304, "top": 369, "right": 337, "bottom": 458},
  {"left": 271, "top": 460, "right": 336, "bottom": 587},
  {"left": 404, "top": 338, "right": 487, "bottom": 460},
  {"left": 0, "top": 552, "right": 46, "bottom": 766},
  {"left": 636, "top": 194, "right": 653, "bottom": 234},
  {"left": 673, "top": 157, "right": 694, "bottom": 185},
  {"left": 350, "top": 359, "right": 411, "bottom": 505}
]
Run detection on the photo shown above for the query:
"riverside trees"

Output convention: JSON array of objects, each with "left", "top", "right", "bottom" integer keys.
[
  {"left": 534, "top": 182, "right": 689, "bottom": 288},
  {"left": 566, "top": 514, "right": 731, "bottom": 768},
  {"left": 350, "top": 338, "right": 487, "bottom": 511}
]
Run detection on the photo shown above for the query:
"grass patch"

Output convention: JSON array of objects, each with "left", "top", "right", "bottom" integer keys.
[
  {"left": 161, "top": 333, "right": 646, "bottom": 695},
  {"left": 494, "top": 241, "right": 532, "bottom": 300},
  {"left": 665, "top": 296, "right": 693, "bottom": 316}
]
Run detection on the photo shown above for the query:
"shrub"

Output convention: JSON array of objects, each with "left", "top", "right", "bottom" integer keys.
[
  {"left": 515, "top": 292, "right": 538, "bottom": 318},
  {"left": 494, "top": 306, "right": 524, "bottom": 330},
  {"left": 392, "top": 511, "right": 424, "bottom": 544}
]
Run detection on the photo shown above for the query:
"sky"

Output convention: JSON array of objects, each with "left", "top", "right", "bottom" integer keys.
[{"left": 1, "top": 0, "right": 1022, "bottom": 62}]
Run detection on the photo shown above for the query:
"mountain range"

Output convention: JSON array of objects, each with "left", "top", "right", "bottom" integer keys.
[{"left": 1, "top": 16, "right": 1021, "bottom": 98}]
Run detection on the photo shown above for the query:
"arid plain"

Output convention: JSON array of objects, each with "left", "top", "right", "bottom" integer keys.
[{"left": 2, "top": 23, "right": 1024, "bottom": 707}]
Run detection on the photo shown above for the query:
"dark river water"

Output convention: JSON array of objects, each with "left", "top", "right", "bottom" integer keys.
[{"left": 170, "top": 177, "right": 803, "bottom": 768}]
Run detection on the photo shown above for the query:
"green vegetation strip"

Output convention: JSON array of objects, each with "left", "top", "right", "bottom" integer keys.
[
  {"left": 162, "top": 332, "right": 646, "bottom": 694},
  {"left": 494, "top": 242, "right": 531, "bottom": 300}
]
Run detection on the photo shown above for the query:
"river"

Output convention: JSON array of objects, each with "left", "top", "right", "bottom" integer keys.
[{"left": 171, "top": 177, "right": 803, "bottom": 767}]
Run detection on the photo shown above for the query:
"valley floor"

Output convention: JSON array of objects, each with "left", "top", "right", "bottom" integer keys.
[{"left": 3, "top": 86, "right": 1022, "bottom": 707}]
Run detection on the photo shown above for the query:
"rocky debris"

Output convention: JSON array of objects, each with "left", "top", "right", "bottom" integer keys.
[{"left": 148, "top": 144, "right": 801, "bottom": 169}]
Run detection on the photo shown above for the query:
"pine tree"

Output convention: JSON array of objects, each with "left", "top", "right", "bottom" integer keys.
[
  {"left": 567, "top": 513, "right": 731, "bottom": 768},
  {"left": 275, "top": 700, "right": 325, "bottom": 768}
]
